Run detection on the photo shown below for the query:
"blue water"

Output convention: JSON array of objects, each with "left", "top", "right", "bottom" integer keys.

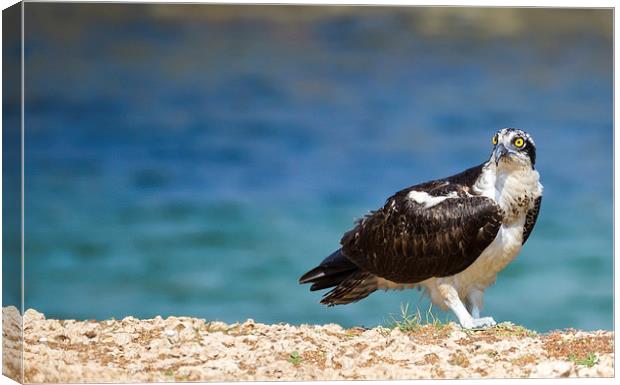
[{"left": 19, "top": 5, "right": 612, "bottom": 332}]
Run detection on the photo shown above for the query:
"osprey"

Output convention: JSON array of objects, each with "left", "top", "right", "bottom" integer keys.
[{"left": 299, "top": 128, "right": 543, "bottom": 329}]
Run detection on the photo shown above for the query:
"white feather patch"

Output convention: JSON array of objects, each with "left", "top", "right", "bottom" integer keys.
[{"left": 407, "top": 190, "right": 458, "bottom": 208}]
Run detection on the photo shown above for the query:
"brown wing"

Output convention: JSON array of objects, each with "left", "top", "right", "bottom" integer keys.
[
  {"left": 340, "top": 191, "right": 503, "bottom": 284},
  {"left": 522, "top": 196, "right": 542, "bottom": 244}
]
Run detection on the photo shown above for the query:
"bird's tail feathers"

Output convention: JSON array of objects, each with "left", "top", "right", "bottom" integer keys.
[
  {"left": 320, "top": 271, "right": 378, "bottom": 306},
  {"left": 299, "top": 248, "right": 378, "bottom": 304},
  {"left": 299, "top": 248, "right": 357, "bottom": 288}
]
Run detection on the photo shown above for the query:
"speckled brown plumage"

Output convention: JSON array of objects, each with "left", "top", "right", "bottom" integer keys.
[
  {"left": 522, "top": 196, "right": 542, "bottom": 244},
  {"left": 340, "top": 193, "right": 502, "bottom": 284},
  {"left": 319, "top": 271, "right": 378, "bottom": 305}
]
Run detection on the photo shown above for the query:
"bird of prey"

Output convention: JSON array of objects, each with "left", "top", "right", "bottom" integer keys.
[{"left": 299, "top": 128, "right": 543, "bottom": 329}]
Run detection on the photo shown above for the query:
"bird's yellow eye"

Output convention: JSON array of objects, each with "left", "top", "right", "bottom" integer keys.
[
  {"left": 514, "top": 137, "right": 525, "bottom": 148},
  {"left": 492, "top": 135, "right": 498, "bottom": 145}
]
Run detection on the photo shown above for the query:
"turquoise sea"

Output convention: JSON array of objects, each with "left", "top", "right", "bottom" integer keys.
[{"left": 7, "top": 5, "right": 613, "bottom": 332}]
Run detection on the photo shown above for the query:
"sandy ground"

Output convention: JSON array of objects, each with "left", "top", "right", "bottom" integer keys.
[{"left": 2, "top": 306, "right": 614, "bottom": 382}]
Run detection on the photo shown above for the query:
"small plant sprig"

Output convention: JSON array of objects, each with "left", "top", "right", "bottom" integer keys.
[
  {"left": 288, "top": 351, "right": 302, "bottom": 366},
  {"left": 492, "top": 322, "right": 537, "bottom": 338},
  {"left": 569, "top": 353, "right": 598, "bottom": 368}
]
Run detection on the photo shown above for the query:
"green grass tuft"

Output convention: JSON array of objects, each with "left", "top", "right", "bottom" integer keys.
[
  {"left": 569, "top": 353, "right": 598, "bottom": 368},
  {"left": 383, "top": 302, "right": 449, "bottom": 333}
]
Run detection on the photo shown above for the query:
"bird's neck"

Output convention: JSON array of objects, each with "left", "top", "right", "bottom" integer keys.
[{"left": 473, "top": 161, "right": 542, "bottom": 221}]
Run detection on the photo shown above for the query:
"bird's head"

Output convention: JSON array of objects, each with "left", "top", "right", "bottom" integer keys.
[{"left": 490, "top": 128, "right": 536, "bottom": 170}]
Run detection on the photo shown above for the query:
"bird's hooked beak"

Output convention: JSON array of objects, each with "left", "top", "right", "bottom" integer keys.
[{"left": 494, "top": 143, "right": 510, "bottom": 166}]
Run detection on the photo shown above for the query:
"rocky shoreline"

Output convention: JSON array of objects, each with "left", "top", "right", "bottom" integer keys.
[{"left": 2, "top": 307, "right": 614, "bottom": 382}]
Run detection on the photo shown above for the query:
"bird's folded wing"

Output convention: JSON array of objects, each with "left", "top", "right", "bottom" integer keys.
[{"left": 340, "top": 193, "right": 503, "bottom": 284}]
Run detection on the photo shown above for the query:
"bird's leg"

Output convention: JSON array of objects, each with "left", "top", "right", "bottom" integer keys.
[
  {"left": 438, "top": 283, "right": 496, "bottom": 329},
  {"left": 466, "top": 289, "right": 484, "bottom": 319}
]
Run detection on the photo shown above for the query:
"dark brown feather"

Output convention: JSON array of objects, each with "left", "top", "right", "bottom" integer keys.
[
  {"left": 299, "top": 249, "right": 357, "bottom": 285},
  {"left": 522, "top": 196, "right": 542, "bottom": 244}
]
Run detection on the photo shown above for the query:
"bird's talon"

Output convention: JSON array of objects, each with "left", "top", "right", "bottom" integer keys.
[{"left": 462, "top": 317, "right": 497, "bottom": 330}]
